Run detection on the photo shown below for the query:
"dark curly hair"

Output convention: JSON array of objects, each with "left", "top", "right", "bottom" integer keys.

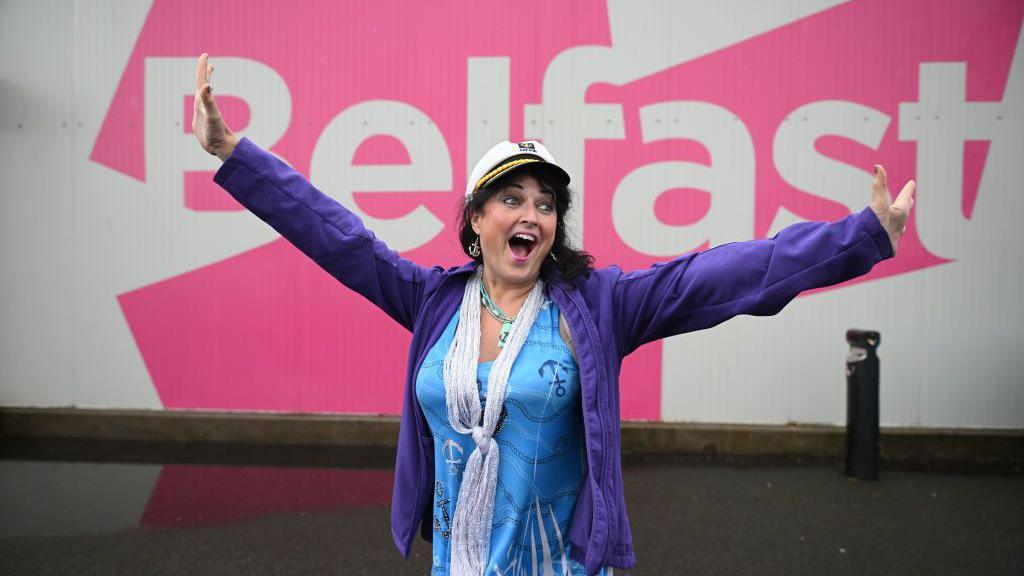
[{"left": 458, "top": 164, "right": 594, "bottom": 284}]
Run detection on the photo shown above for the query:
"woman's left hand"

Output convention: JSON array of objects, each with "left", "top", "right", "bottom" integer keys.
[{"left": 870, "top": 165, "right": 916, "bottom": 256}]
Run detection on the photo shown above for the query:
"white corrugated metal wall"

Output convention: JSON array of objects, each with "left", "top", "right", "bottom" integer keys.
[{"left": 1, "top": 0, "right": 1021, "bottom": 428}]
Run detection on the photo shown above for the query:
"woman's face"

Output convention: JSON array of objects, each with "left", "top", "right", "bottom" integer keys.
[{"left": 471, "top": 172, "right": 557, "bottom": 289}]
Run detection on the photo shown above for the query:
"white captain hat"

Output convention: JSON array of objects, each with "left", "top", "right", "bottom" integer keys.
[{"left": 465, "top": 140, "right": 570, "bottom": 201}]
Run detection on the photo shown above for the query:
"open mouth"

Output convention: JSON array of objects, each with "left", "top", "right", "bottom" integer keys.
[{"left": 508, "top": 232, "right": 538, "bottom": 262}]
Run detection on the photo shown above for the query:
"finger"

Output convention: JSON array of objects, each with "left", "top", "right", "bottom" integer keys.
[
  {"left": 193, "top": 88, "right": 203, "bottom": 117},
  {"left": 192, "top": 90, "right": 201, "bottom": 133},
  {"left": 874, "top": 164, "right": 888, "bottom": 188},
  {"left": 200, "top": 82, "right": 219, "bottom": 115},
  {"left": 871, "top": 164, "right": 889, "bottom": 206},
  {"left": 893, "top": 180, "right": 916, "bottom": 212},
  {"left": 195, "top": 53, "right": 208, "bottom": 91}
]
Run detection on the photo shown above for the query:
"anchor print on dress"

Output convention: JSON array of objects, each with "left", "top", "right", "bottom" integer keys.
[
  {"left": 538, "top": 360, "right": 569, "bottom": 398},
  {"left": 443, "top": 438, "right": 464, "bottom": 476},
  {"left": 433, "top": 481, "right": 452, "bottom": 541}
]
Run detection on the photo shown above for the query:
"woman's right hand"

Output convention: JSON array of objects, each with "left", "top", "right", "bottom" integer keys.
[{"left": 193, "top": 53, "right": 237, "bottom": 161}]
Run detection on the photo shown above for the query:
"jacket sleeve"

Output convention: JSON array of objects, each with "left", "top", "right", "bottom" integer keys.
[
  {"left": 213, "top": 137, "right": 441, "bottom": 332},
  {"left": 612, "top": 208, "right": 894, "bottom": 355}
]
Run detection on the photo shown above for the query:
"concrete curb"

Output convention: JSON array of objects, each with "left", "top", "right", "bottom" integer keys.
[
  {"left": 0, "top": 407, "right": 399, "bottom": 447},
  {"left": 2, "top": 407, "right": 1021, "bottom": 467}
]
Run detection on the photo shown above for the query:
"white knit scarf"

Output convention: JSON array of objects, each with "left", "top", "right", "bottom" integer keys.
[{"left": 443, "top": 267, "right": 546, "bottom": 576}]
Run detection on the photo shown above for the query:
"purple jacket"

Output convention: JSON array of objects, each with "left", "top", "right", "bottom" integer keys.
[{"left": 215, "top": 137, "right": 893, "bottom": 574}]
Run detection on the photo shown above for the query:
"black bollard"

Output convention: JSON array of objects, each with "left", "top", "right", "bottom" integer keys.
[{"left": 845, "top": 329, "right": 880, "bottom": 481}]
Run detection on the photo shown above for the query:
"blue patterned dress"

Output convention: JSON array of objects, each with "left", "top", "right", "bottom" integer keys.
[{"left": 415, "top": 297, "right": 610, "bottom": 576}]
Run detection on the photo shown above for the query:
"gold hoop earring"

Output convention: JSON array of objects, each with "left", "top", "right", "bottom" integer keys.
[{"left": 468, "top": 236, "right": 481, "bottom": 258}]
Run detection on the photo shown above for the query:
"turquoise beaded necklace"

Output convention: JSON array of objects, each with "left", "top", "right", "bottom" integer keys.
[{"left": 479, "top": 281, "right": 515, "bottom": 348}]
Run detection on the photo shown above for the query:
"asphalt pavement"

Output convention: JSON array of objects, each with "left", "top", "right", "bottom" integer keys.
[{"left": 1, "top": 442, "right": 1021, "bottom": 575}]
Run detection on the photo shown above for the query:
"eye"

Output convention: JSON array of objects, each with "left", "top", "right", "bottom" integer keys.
[
  {"left": 502, "top": 195, "right": 521, "bottom": 207},
  {"left": 538, "top": 201, "right": 555, "bottom": 214}
]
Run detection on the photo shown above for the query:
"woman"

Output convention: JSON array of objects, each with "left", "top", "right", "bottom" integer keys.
[{"left": 193, "top": 54, "right": 915, "bottom": 575}]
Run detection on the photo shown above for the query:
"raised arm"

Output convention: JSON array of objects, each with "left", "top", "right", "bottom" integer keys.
[
  {"left": 193, "top": 54, "right": 439, "bottom": 331},
  {"left": 612, "top": 168, "right": 915, "bottom": 355}
]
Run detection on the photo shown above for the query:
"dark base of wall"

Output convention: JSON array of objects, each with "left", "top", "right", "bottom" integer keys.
[{"left": 2, "top": 408, "right": 1021, "bottom": 473}]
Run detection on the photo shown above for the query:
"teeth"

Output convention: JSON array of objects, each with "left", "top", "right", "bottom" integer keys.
[{"left": 512, "top": 233, "right": 537, "bottom": 242}]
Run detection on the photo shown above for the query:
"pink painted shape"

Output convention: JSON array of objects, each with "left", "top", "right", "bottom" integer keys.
[
  {"left": 140, "top": 465, "right": 393, "bottom": 527},
  {"left": 352, "top": 134, "right": 411, "bottom": 165},
  {"left": 618, "top": 342, "right": 661, "bottom": 419},
  {"left": 119, "top": 240, "right": 412, "bottom": 413},
  {"left": 583, "top": 0, "right": 1022, "bottom": 286},
  {"left": 654, "top": 188, "right": 712, "bottom": 228},
  {"left": 105, "top": 0, "right": 1022, "bottom": 421},
  {"left": 962, "top": 141, "right": 990, "bottom": 220},
  {"left": 184, "top": 170, "right": 244, "bottom": 211},
  {"left": 112, "top": 0, "right": 621, "bottom": 417}
]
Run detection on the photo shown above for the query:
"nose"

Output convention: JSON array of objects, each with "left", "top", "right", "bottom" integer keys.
[{"left": 520, "top": 203, "right": 539, "bottom": 226}]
